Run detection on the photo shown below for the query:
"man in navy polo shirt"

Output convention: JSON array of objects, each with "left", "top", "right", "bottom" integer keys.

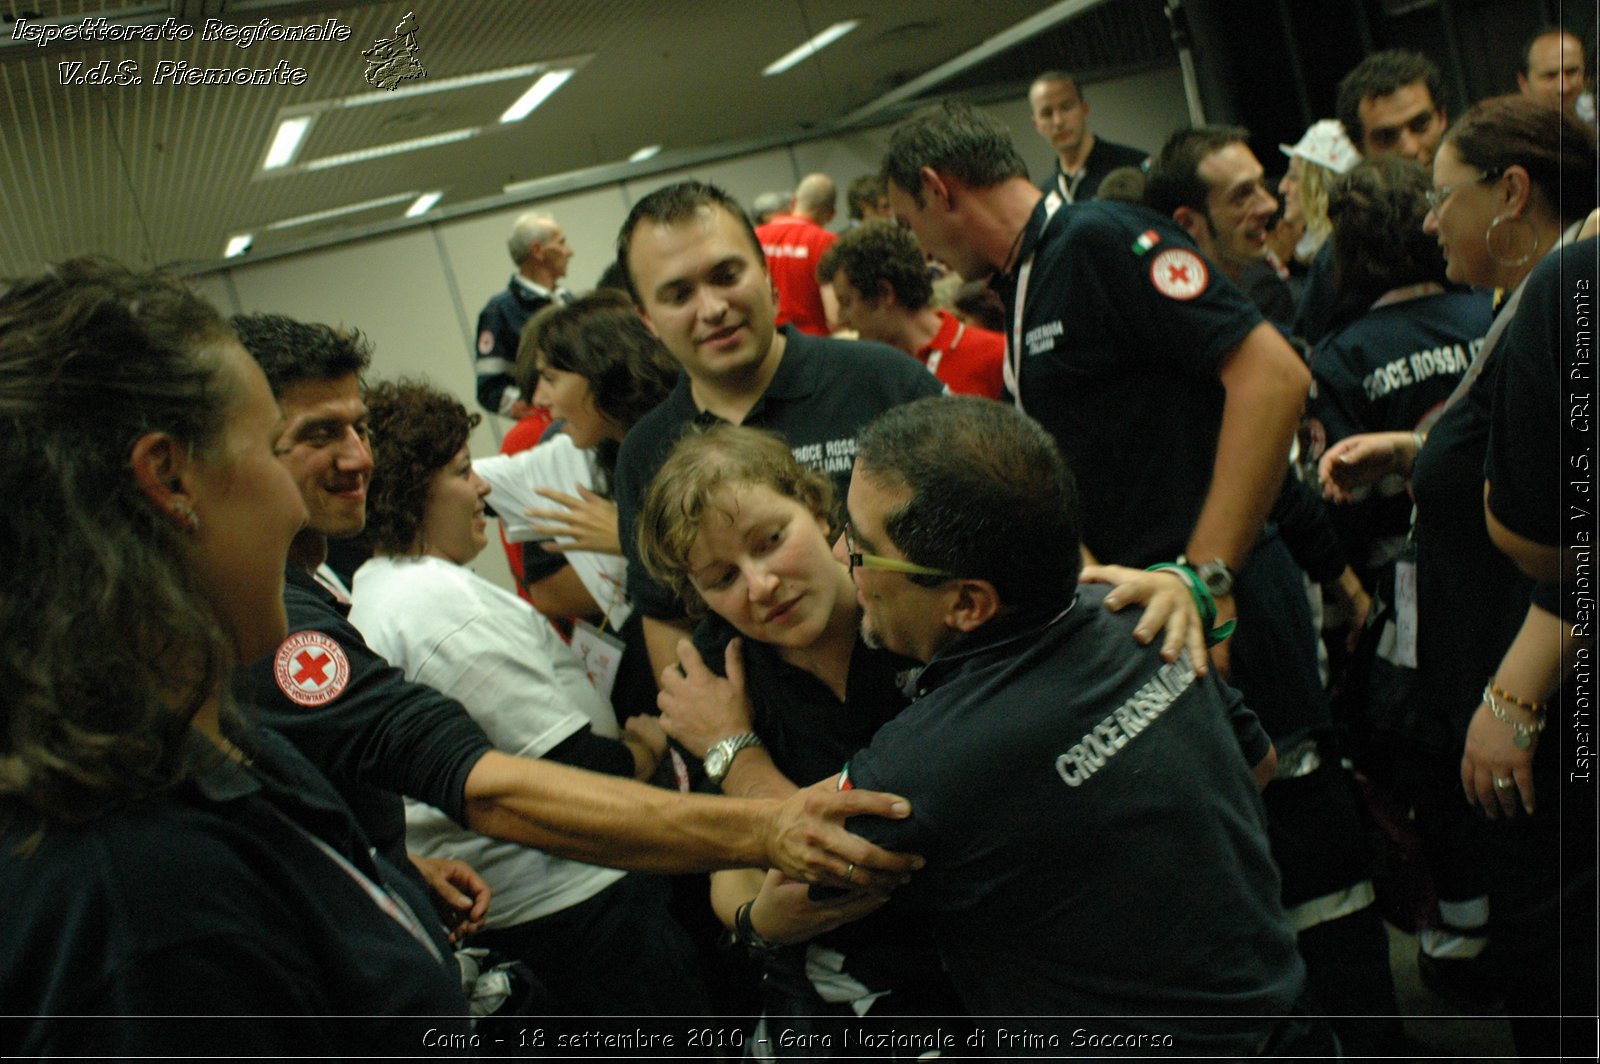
[
  {"left": 836, "top": 396, "right": 1324, "bottom": 1054},
  {"left": 613, "top": 180, "right": 945, "bottom": 679}
]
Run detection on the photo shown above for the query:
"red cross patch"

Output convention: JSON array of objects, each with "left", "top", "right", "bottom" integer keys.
[
  {"left": 477, "top": 330, "right": 495, "bottom": 356},
  {"left": 1149, "top": 248, "right": 1208, "bottom": 301},
  {"left": 273, "top": 631, "right": 351, "bottom": 707}
]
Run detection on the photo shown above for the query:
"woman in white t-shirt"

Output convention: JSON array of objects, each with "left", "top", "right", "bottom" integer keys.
[{"left": 350, "top": 378, "right": 707, "bottom": 1017}]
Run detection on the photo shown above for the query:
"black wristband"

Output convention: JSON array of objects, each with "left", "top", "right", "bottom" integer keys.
[{"left": 734, "top": 899, "right": 781, "bottom": 954}]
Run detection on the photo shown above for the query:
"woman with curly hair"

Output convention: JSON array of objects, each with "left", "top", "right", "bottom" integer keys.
[
  {"left": 0, "top": 260, "right": 470, "bottom": 1054},
  {"left": 349, "top": 378, "right": 707, "bottom": 1017}
]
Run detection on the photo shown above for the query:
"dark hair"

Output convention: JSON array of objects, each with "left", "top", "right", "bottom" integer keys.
[
  {"left": 1522, "top": 26, "right": 1584, "bottom": 75},
  {"left": 230, "top": 313, "right": 372, "bottom": 397},
  {"left": 1326, "top": 157, "right": 1445, "bottom": 302},
  {"left": 855, "top": 397, "right": 1081, "bottom": 609},
  {"left": 816, "top": 220, "right": 934, "bottom": 310},
  {"left": 615, "top": 181, "right": 763, "bottom": 306},
  {"left": 1336, "top": 50, "right": 1444, "bottom": 148},
  {"left": 881, "top": 101, "right": 1029, "bottom": 205},
  {"left": 953, "top": 281, "right": 1007, "bottom": 332},
  {"left": 0, "top": 259, "right": 239, "bottom": 822},
  {"left": 1445, "top": 94, "right": 1599, "bottom": 225},
  {"left": 593, "top": 258, "right": 632, "bottom": 294},
  {"left": 636, "top": 424, "right": 835, "bottom": 618},
  {"left": 362, "top": 379, "right": 480, "bottom": 554},
  {"left": 514, "top": 290, "right": 679, "bottom": 491},
  {"left": 846, "top": 174, "right": 887, "bottom": 220},
  {"left": 1144, "top": 125, "right": 1250, "bottom": 217}
]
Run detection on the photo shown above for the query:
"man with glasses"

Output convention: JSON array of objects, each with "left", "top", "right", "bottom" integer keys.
[{"left": 830, "top": 396, "right": 1330, "bottom": 1053}]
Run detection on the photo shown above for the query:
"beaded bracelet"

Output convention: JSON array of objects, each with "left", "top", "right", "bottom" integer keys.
[
  {"left": 1489, "top": 679, "right": 1546, "bottom": 715},
  {"left": 1483, "top": 685, "right": 1546, "bottom": 750},
  {"left": 1146, "top": 562, "right": 1237, "bottom": 646}
]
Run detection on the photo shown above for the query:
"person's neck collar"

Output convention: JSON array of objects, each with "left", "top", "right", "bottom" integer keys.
[
  {"left": 904, "top": 306, "right": 945, "bottom": 354},
  {"left": 517, "top": 263, "right": 559, "bottom": 292},
  {"left": 688, "top": 329, "right": 787, "bottom": 423},
  {"left": 290, "top": 529, "right": 330, "bottom": 574},
  {"left": 1059, "top": 132, "right": 1096, "bottom": 174}
]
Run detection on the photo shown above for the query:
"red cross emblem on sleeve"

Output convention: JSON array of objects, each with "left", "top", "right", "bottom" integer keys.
[
  {"left": 1149, "top": 248, "right": 1208, "bottom": 301},
  {"left": 273, "top": 631, "right": 352, "bottom": 707}
]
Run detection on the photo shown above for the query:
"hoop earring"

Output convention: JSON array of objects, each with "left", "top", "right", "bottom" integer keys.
[
  {"left": 170, "top": 501, "right": 201, "bottom": 533},
  {"left": 1485, "top": 213, "right": 1538, "bottom": 269}
]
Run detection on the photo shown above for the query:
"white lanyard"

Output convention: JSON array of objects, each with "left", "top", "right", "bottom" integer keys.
[
  {"left": 1007, "top": 190, "right": 1066, "bottom": 410},
  {"left": 267, "top": 804, "right": 445, "bottom": 965}
]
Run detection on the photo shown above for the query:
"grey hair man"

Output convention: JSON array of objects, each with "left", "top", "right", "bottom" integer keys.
[{"left": 473, "top": 212, "right": 575, "bottom": 418}]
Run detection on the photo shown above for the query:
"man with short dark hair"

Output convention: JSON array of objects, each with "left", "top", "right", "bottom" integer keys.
[
  {"left": 1028, "top": 70, "right": 1148, "bottom": 203},
  {"left": 1335, "top": 49, "right": 1448, "bottom": 167},
  {"left": 844, "top": 174, "right": 891, "bottom": 224},
  {"left": 228, "top": 311, "right": 920, "bottom": 905},
  {"left": 834, "top": 396, "right": 1323, "bottom": 1054},
  {"left": 1518, "top": 26, "right": 1589, "bottom": 120},
  {"left": 1145, "top": 125, "right": 1292, "bottom": 326},
  {"left": 817, "top": 221, "right": 1003, "bottom": 398},
  {"left": 473, "top": 212, "right": 574, "bottom": 418},
  {"left": 612, "top": 180, "right": 945, "bottom": 679},
  {"left": 755, "top": 172, "right": 841, "bottom": 335}
]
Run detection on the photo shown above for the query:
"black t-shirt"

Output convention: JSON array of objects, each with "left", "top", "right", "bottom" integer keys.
[
  {"left": 1487, "top": 239, "right": 1597, "bottom": 548},
  {"left": 1309, "top": 288, "right": 1493, "bottom": 572},
  {"left": 234, "top": 563, "right": 494, "bottom": 873},
  {"left": 1412, "top": 308, "right": 1535, "bottom": 734},
  {"left": 615, "top": 328, "right": 945, "bottom": 620},
  {"left": 1, "top": 729, "right": 468, "bottom": 1056},
  {"left": 993, "top": 198, "right": 1262, "bottom": 566},
  {"left": 844, "top": 589, "right": 1298, "bottom": 1050}
]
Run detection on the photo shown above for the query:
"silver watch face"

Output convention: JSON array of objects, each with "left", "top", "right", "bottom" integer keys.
[{"left": 704, "top": 746, "right": 729, "bottom": 780}]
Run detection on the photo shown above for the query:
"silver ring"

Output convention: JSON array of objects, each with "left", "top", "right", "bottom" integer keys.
[
  {"left": 1494, "top": 776, "right": 1515, "bottom": 790},
  {"left": 844, "top": 862, "right": 856, "bottom": 882}
]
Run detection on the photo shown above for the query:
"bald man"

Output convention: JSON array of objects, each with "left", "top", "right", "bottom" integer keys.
[{"left": 755, "top": 172, "right": 840, "bottom": 334}]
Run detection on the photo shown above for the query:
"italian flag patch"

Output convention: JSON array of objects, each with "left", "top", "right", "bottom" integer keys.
[{"left": 1132, "top": 229, "right": 1161, "bottom": 255}]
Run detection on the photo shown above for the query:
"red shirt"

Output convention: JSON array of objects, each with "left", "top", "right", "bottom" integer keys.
[
  {"left": 756, "top": 214, "right": 837, "bottom": 335},
  {"left": 916, "top": 310, "right": 1005, "bottom": 399}
]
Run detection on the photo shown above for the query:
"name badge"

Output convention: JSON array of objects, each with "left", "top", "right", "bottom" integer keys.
[{"left": 569, "top": 619, "right": 625, "bottom": 701}]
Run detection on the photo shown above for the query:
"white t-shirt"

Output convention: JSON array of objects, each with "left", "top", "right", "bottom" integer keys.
[
  {"left": 475, "top": 435, "right": 632, "bottom": 630},
  {"left": 349, "top": 553, "right": 625, "bottom": 928}
]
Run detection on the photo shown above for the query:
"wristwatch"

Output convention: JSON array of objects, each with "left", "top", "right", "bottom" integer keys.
[
  {"left": 1180, "top": 555, "right": 1235, "bottom": 598},
  {"left": 704, "top": 732, "right": 765, "bottom": 786}
]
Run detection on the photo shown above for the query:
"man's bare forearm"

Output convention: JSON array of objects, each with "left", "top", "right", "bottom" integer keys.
[
  {"left": 1187, "top": 323, "right": 1309, "bottom": 569},
  {"left": 462, "top": 750, "right": 770, "bottom": 873}
]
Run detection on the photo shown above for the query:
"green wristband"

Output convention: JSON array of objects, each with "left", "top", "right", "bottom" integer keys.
[{"left": 1145, "top": 562, "right": 1234, "bottom": 647}]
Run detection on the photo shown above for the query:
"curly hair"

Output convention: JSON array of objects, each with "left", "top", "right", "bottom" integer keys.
[
  {"left": 815, "top": 220, "right": 934, "bottom": 311},
  {"left": 229, "top": 313, "right": 371, "bottom": 398},
  {"left": 362, "top": 379, "right": 480, "bottom": 554},
  {"left": 636, "top": 424, "right": 835, "bottom": 618},
  {"left": 0, "top": 258, "right": 240, "bottom": 823},
  {"left": 1445, "top": 94, "right": 1598, "bottom": 227},
  {"left": 1327, "top": 157, "right": 1445, "bottom": 303}
]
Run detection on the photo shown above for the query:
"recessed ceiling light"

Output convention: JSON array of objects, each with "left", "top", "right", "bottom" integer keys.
[
  {"left": 499, "top": 68, "right": 575, "bottom": 123},
  {"left": 263, "top": 116, "right": 312, "bottom": 169},
  {"left": 628, "top": 144, "right": 662, "bottom": 162},
  {"left": 301, "top": 128, "right": 479, "bottom": 171},
  {"left": 266, "top": 192, "right": 420, "bottom": 230},
  {"left": 762, "top": 20, "right": 860, "bottom": 76},
  {"left": 223, "top": 234, "right": 253, "bottom": 258},
  {"left": 405, "top": 191, "right": 444, "bottom": 217}
]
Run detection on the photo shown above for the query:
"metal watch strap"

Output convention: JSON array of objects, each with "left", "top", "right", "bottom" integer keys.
[{"left": 706, "top": 731, "right": 764, "bottom": 785}]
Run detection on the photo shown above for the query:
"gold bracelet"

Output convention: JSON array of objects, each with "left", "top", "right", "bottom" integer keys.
[
  {"left": 1489, "top": 678, "right": 1546, "bottom": 715},
  {"left": 1483, "top": 686, "right": 1546, "bottom": 750}
]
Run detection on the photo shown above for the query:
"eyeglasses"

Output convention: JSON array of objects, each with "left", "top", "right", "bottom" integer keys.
[
  {"left": 841, "top": 519, "right": 957, "bottom": 580},
  {"left": 1425, "top": 167, "right": 1503, "bottom": 216}
]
